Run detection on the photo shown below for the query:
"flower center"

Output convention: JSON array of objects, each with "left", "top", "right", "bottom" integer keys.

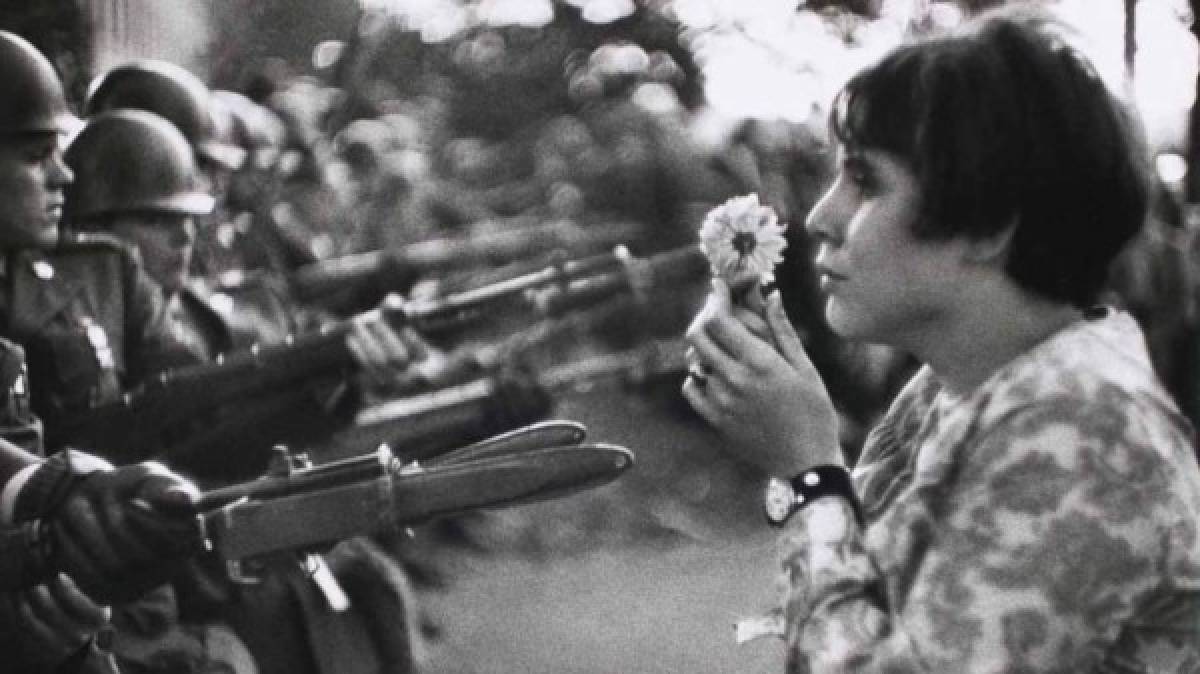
[{"left": 731, "top": 231, "right": 757, "bottom": 256}]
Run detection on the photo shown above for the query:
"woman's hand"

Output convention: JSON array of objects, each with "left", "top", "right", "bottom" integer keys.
[{"left": 682, "top": 279, "right": 842, "bottom": 477}]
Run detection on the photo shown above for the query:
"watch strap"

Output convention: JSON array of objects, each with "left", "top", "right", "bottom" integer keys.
[{"left": 770, "top": 464, "right": 863, "bottom": 528}]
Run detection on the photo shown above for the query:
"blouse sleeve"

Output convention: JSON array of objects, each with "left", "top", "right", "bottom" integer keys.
[{"left": 777, "top": 397, "right": 1199, "bottom": 672}]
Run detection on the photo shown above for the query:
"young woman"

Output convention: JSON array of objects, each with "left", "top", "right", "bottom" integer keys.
[{"left": 683, "top": 9, "right": 1200, "bottom": 671}]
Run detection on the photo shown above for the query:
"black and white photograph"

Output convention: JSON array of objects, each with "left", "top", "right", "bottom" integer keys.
[{"left": 0, "top": 0, "right": 1197, "bottom": 672}]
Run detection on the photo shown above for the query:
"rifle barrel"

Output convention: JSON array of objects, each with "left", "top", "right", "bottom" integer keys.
[
  {"left": 197, "top": 445, "right": 398, "bottom": 511},
  {"left": 288, "top": 219, "right": 644, "bottom": 307},
  {"left": 535, "top": 246, "right": 707, "bottom": 317}
]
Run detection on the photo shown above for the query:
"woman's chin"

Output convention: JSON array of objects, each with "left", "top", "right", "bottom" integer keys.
[{"left": 824, "top": 302, "right": 862, "bottom": 340}]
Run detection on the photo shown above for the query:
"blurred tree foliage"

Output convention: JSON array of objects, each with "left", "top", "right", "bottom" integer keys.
[
  {"left": 329, "top": 1, "right": 703, "bottom": 140},
  {"left": 207, "top": 0, "right": 360, "bottom": 92}
]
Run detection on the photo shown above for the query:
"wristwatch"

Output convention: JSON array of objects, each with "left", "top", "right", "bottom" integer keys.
[{"left": 763, "top": 464, "right": 863, "bottom": 527}]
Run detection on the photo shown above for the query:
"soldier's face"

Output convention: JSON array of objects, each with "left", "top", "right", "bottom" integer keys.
[
  {"left": 0, "top": 133, "right": 72, "bottom": 249},
  {"left": 109, "top": 213, "right": 195, "bottom": 295}
]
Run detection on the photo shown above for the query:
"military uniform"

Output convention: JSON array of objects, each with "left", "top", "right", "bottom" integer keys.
[
  {"left": 0, "top": 233, "right": 195, "bottom": 455},
  {"left": 0, "top": 336, "right": 129, "bottom": 674},
  {"left": 0, "top": 236, "right": 415, "bottom": 674},
  {"left": 155, "top": 273, "right": 354, "bottom": 485},
  {"left": 152, "top": 273, "right": 420, "bottom": 674},
  {"left": 0, "top": 336, "right": 43, "bottom": 453},
  {"left": 60, "top": 91, "right": 421, "bottom": 674}
]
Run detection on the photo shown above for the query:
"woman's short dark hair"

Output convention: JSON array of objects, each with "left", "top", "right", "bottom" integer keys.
[{"left": 829, "top": 9, "right": 1149, "bottom": 307}]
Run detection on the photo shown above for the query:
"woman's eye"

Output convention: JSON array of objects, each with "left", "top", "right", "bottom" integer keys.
[
  {"left": 846, "top": 168, "right": 876, "bottom": 194},
  {"left": 840, "top": 156, "right": 877, "bottom": 194}
]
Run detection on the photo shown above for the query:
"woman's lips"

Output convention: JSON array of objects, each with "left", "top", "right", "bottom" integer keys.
[{"left": 817, "top": 266, "right": 847, "bottom": 292}]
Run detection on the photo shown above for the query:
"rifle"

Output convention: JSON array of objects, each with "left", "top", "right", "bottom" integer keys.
[
  {"left": 403, "top": 243, "right": 707, "bottom": 342},
  {"left": 337, "top": 337, "right": 687, "bottom": 462},
  {"left": 529, "top": 245, "right": 707, "bottom": 318},
  {"left": 291, "top": 256, "right": 699, "bottom": 463},
  {"left": 0, "top": 421, "right": 633, "bottom": 600},
  {"left": 62, "top": 245, "right": 706, "bottom": 463},
  {"left": 56, "top": 305, "right": 386, "bottom": 463},
  {"left": 287, "top": 218, "right": 645, "bottom": 313},
  {"left": 161, "top": 294, "right": 657, "bottom": 470}
]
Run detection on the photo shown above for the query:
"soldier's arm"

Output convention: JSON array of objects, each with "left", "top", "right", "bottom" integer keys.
[{"left": 119, "top": 241, "right": 204, "bottom": 378}]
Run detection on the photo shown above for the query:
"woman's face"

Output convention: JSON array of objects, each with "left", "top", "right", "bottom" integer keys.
[
  {"left": 110, "top": 212, "right": 195, "bottom": 295},
  {"left": 805, "top": 144, "right": 967, "bottom": 349}
]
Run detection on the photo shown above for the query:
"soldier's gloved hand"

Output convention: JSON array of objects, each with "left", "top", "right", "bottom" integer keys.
[
  {"left": 0, "top": 573, "right": 111, "bottom": 671},
  {"left": 14, "top": 451, "right": 204, "bottom": 604}
]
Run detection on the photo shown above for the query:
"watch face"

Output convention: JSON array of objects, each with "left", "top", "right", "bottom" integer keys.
[{"left": 764, "top": 478, "right": 795, "bottom": 523}]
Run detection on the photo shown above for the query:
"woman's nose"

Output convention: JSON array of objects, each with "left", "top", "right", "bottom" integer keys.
[{"left": 804, "top": 187, "right": 843, "bottom": 244}]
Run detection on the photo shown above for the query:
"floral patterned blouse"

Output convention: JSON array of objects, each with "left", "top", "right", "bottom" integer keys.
[{"left": 757, "top": 309, "right": 1200, "bottom": 672}]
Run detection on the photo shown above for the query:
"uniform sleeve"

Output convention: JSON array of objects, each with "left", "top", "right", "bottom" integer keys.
[
  {"left": 0, "top": 338, "right": 43, "bottom": 454},
  {"left": 778, "top": 397, "right": 1196, "bottom": 672},
  {"left": 119, "top": 249, "right": 200, "bottom": 380}
]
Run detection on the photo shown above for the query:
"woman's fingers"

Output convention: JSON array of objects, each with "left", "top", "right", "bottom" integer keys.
[
  {"left": 681, "top": 367, "right": 730, "bottom": 427},
  {"left": 766, "top": 290, "right": 818, "bottom": 375}
]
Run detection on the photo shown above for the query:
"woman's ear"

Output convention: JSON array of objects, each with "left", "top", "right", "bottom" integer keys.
[{"left": 962, "top": 219, "right": 1016, "bottom": 267}]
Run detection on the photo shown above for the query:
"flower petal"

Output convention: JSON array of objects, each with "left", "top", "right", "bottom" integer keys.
[{"left": 697, "top": 193, "right": 789, "bottom": 287}]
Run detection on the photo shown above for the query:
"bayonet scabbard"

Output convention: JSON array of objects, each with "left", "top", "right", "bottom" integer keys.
[{"left": 203, "top": 443, "right": 633, "bottom": 561}]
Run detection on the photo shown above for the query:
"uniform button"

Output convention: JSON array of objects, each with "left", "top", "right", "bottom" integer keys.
[{"left": 32, "top": 260, "right": 54, "bottom": 280}]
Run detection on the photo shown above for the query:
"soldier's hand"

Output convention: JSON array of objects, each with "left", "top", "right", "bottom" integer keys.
[
  {"left": 49, "top": 461, "right": 203, "bottom": 604},
  {"left": 346, "top": 303, "right": 430, "bottom": 388},
  {"left": 0, "top": 573, "right": 110, "bottom": 669}
]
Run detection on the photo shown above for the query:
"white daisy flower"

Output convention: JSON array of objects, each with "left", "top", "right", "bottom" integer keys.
[{"left": 698, "top": 193, "right": 788, "bottom": 289}]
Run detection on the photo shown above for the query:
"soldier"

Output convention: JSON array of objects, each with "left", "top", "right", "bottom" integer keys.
[
  {"left": 0, "top": 30, "right": 416, "bottom": 674},
  {"left": 84, "top": 59, "right": 245, "bottom": 203},
  {"left": 64, "top": 106, "right": 423, "bottom": 674},
  {"left": 210, "top": 89, "right": 314, "bottom": 276},
  {"left": 0, "top": 50, "right": 412, "bottom": 461},
  {"left": 0, "top": 336, "right": 203, "bottom": 674},
  {"left": 85, "top": 59, "right": 326, "bottom": 280},
  {"left": 0, "top": 440, "right": 202, "bottom": 674},
  {"left": 0, "top": 43, "right": 190, "bottom": 455}
]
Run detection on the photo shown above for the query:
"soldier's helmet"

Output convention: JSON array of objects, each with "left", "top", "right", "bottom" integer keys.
[
  {"left": 63, "top": 109, "right": 215, "bottom": 221},
  {"left": 212, "top": 89, "right": 287, "bottom": 166},
  {"left": 0, "top": 31, "right": 76, "bottom": 135},
  {"left": 84, "top": 60, "right": 245, "bottom": 171}
]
